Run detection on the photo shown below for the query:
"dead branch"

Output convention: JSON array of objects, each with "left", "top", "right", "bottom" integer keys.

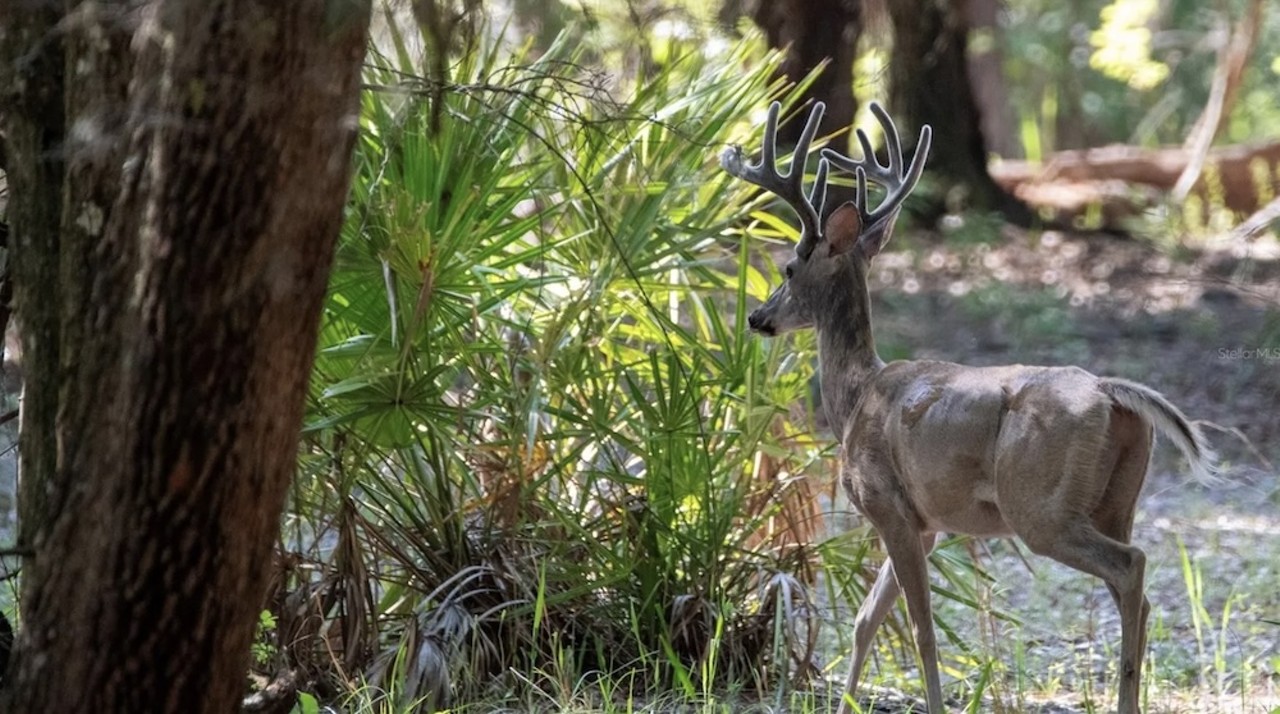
[
  {"left": 1229, "top": 195, "right": 1280, "bottom": 242},
  {"left": 240, "top": 669, "right": 300, "bottom": 714},
  {"left": 1173, "top": 0, "right": 1264, "bottom": 200}
]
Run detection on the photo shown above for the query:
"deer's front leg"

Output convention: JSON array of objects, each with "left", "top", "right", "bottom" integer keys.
[
  {"left": 838, "top": 532, "right": 940, "bottom": 714},
  {"left": 870, "top": 514, "right": 944, "bottom": 713}
]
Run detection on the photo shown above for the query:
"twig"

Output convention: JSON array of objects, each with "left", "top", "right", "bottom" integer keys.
[
  {"left": 1227, "top": 195, "right": 1280, "bottom": 242},
  {"left": 1197, "top": 419, "right": 1275, "bottom": 472}
]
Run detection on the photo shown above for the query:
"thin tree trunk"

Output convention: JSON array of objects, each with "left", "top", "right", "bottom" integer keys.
[
  {"left": 1172, "top": 0, "right": 1263, "bottom": 200},
  {"left": 0, "top": 2, "right": 371, "bottom": 710},
  {"left": 962, "top": 0, "right": 1018, "bottom": 157},
  {"left": 0, "top": 1, "right": 65, "bottom": 551}
]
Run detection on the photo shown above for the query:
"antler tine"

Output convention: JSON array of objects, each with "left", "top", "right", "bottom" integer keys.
[
  {"left": 720, "top": 101, "right": 828, "bottom": 255},
  {"left": 867, "top": 122, "right": 930, "bottom": 223},
  {"left": 829, "top": 102, "right": 898, "bottom": 185},
  {"left": 821, "top": 101, "right": 933, "bottom": 224},
  {"left": 759, "top": 102, "right": 780, "bottom": 174},
  {"left": 809, "top": 157, "right": 830, "bottom": 223},
  {"left": 855, "top": 166, "right": 869, "bottom": 216},
  {"left": 853, "top": 129, "right": 888, "bottom": 181},
  {"left": 897, "top": 124, "right": 933, "bottom": 204},
  {"left": 871, "top": 102, "right": 903, "bottom": 179}
]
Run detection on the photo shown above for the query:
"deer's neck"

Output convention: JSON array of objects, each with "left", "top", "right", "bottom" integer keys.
[{"left": 813, "top": 267, "right": 882, "bottom": 430}]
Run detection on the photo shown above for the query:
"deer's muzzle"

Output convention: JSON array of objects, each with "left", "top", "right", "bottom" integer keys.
[{"left": 747, "top": 310, "right": 774, "bottom": 335}]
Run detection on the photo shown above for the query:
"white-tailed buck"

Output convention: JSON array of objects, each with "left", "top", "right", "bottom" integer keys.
[{"left": 721, "top": 102, "right": 1215, "bottom": 714}]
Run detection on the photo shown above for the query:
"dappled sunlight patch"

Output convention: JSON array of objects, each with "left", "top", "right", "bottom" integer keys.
[{"left": 1149, "top": 508, "right": 1280, "bottom": 540}]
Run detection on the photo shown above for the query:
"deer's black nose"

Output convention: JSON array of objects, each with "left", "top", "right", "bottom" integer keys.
[{"left": 747, "top": 311, "right": 771, "bottom": 334}]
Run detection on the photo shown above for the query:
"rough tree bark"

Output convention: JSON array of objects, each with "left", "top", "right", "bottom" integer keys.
[
  {"left": 887, "top": 0, "right": 1030, "bottom": 222},
  {"left": 0, "top": 1, "right": 65, "bottom": 552},
  {"left": 0, "top": 1, "right": 371, "bottom": 711}
]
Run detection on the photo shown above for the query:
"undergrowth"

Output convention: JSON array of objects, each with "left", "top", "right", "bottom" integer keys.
[{"left": 264, "top": 19, "right": 898, "bottom": 712}]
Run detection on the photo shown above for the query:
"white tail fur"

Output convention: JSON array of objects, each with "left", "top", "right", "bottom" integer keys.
[{"left": 1100, "top": 377, "right": 1219, "bottom": 484}]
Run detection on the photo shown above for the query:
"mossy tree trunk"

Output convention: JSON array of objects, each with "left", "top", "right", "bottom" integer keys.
[{"left": 0, "top": 1, "right": 371, "bottom": 710}]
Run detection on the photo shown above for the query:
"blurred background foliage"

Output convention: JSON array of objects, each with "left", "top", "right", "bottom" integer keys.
[
  {"left": 1005, "top": 0, "right": 1279, "bottom": 150},
  {"left": 246, "top": 0, "right": 1280, "bottom": 711}
]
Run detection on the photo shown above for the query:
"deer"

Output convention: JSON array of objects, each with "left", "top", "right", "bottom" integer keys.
[{"left": 720, "top": 101, "right": 1216, "bottom": 714}]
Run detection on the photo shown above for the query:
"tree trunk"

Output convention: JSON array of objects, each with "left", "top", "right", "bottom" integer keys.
[
  {"left": 0, "top": 2, "right": 371, "bottom": 711},
  {"left": 888, "top": 0, "right": 1030, "bottom": 222},
  {"left": 751, "top": 0, "right": 860, "bottom": 145},
  {"left": 750, "top": 0, "right": 861, "bottom": 212},
  {"left": 0, "top": 1, "right": 65, "bottom": 552},
  {"left": 1172, "top": 0, "right": 1264, "bottom": 201},
  {"left": 962, "top": 0, "right": 1018, "bottom": 157}
]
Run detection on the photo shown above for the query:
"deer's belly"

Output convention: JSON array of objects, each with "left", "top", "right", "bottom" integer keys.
[{"left": 905, "top": 472, "right": 1013, "bottom": 537}]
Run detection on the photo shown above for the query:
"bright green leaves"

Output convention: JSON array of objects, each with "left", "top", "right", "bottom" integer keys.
[
  {"left": 298, "top": 21, "right": 837, "bottom": 700},
  {"left": 1089, "top": 0, "right": 1170, "bottom": 90}
]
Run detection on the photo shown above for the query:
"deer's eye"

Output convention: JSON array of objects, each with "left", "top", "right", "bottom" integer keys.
[{"left": 785, "top": 265, "right": 794, "bottom": 279}]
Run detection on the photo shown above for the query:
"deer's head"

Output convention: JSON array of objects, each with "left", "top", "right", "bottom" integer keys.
[{"left": 721, "top": 102, "right": 932, "bottom": 336}]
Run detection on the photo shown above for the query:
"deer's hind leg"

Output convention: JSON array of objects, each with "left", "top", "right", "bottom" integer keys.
[
  {"left": 999, "top": 416, "right": 1151, "bottom": 714},
  {"left": 1090, "top": 405, "right": 1153, "bottom": 548},
  {"left": 1090, "top": 406, "right": 1155, "bottom": 703},
  {"left": 1007, "top": 517, "right": 1149, "bottom": 714}
]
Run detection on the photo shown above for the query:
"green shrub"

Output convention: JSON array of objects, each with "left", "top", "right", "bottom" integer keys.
[{"left": 282, "top": 21, "right": 852, "bottom": 708}]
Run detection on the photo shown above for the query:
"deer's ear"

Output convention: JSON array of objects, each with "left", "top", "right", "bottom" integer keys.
[
  {"left": 824, "top": 202, "right": 863, "bottom": 257},
  {"left": 854, "top": 209, "right": 899, "bottom": 260}
]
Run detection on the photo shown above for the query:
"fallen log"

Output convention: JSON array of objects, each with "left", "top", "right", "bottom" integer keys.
[{"left": 991, "top": 141, "right": 1280, "bottom": 222}]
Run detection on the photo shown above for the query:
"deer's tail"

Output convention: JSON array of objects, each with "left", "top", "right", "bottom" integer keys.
[{"left": 1100, "top": 377, "right": 1218, "bottom": 484}]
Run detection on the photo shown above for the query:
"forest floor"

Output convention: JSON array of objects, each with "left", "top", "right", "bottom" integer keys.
[{"left": 805, "top": 221, "right": 1280, "bottom": 714}]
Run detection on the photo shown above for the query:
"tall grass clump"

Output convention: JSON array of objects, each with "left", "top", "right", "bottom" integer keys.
[{"left": 258, "top": 19, "right": 864, "bottom": 711}]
